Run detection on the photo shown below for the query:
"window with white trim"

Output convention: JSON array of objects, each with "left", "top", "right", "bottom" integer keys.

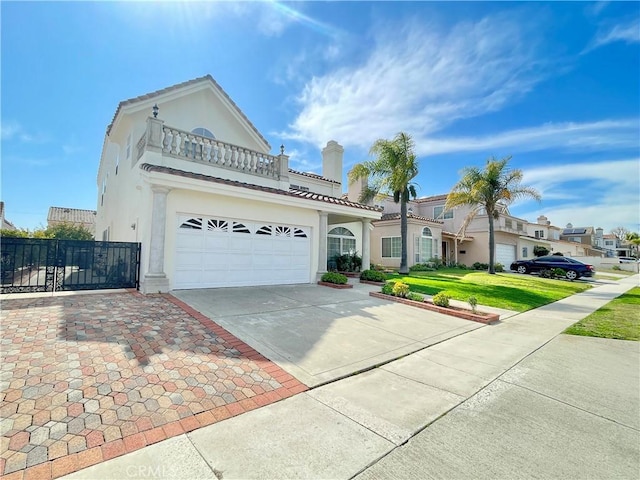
[
  {"left": 522, "top": 247, "right": 528, "bottom": 258},
  {"left": 415, "top": 227, "right": 434, "bottom": 263},
  {"left": 433, "top": 205, "right": 453, "bottom": 219},
  {"left": 328, "top": 227, "right": 356, "bottom": 260},
  {"left": 534, "top": 230, "right": 544, "bottom": 239},
  {"left": 382, "top": 237, "right": 401, "bottom": 258}
]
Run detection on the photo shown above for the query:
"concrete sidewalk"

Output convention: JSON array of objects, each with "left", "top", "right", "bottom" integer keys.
[{"left": 62, "top": 275, "right": 639, "bottom": 480}]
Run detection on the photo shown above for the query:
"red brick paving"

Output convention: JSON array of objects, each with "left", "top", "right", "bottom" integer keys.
[{"left": 0, "top": 291, "right": 307, "bottom": 479}]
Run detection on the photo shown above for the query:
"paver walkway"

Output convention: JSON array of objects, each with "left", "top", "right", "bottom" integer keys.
[{"left": 0, "top": 291, "right": 306, "bottom": 479}]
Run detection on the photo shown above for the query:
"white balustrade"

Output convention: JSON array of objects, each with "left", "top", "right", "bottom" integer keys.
[{"left": 155, "top": 126, "right": 281, "bottom": 179}]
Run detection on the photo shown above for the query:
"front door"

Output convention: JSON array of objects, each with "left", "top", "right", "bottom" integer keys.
[{"left": 442, "top": 241, "right": 448, "bottom": 264}]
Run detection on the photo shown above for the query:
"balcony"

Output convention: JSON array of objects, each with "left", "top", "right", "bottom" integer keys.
[{"left": 136, "top": 117, "right": 287, "bottom": 182}]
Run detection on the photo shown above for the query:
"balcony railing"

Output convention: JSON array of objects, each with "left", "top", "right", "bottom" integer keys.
[{"left": 137, "top": 119, "right": 284, "bottom": 181}]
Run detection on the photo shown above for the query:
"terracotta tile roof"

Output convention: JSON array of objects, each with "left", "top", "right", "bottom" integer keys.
[
  {"left": 414, "top": 194, "right": 448, "bottom": 203},
  {"left": 289, "top": 169, "right": 340, "bottom": 184},
  {"left": 47, "top": 207, "right": 97, "bottom": 224},
  {"left": 106, "top": 75, "right": 270, "bottom": 149},
  {"left": 140, "top": 164, "right": 379, "bottom": 212},
  {"left": 376, "top": 213, "right": 443, "bottom": 223}
]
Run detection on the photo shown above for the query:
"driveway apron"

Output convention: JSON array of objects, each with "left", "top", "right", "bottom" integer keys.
[{"left": 172, "top": 283, "right": 486, "bottom": 387}]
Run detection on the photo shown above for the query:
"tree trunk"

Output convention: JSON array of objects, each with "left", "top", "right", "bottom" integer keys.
[
  {"left": 488, "top": 210, "right": 496, "bottom": 274},
  {"left": 399, "top": 195, "right": 409, "bottom": 274}
]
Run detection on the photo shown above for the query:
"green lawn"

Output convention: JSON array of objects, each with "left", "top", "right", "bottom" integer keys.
[
  {"left": 564, "top": 287, "right": 640, "bottom": 341},
  {"left": 386, "top": 269, "right": 591, "bottom": 312}
]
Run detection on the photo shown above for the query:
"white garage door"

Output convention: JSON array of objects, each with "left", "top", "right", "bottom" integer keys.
[
  {"left": 174, "top": 215, "right": 311, "bottom": 289},
  {"left": 496, "top": 243, "right": 516, "bottom": 269}
]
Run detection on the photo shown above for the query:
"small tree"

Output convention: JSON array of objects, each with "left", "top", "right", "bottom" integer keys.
[
  {"left": 45, "top": 222, "right": 94, "bottom": 240},
  {"left": 611, "top": 226, "right": 630, "bottom": 243},
  {"left": 445, "top": 156, "right": 541, "bottom": 274},
  {"left": 533, "top": 245, "right": 549, "bottom": 257},
  {"left": 349, "top": 132, "right": 420, "bottom": 274}
]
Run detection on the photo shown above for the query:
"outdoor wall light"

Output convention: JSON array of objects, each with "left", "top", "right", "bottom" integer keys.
[
  {"left": 131, "top": 223, "right": 136, "bottom": 230},
  {"left": 152, "top": 104, "right": 159, "bottom": 118},
  {"left": 280, "top": 144, "right": 285, "bottom": 155}
]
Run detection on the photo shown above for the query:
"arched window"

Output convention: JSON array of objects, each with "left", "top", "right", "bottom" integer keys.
[
  {"left": 191, "top": 127, "right": 215, "bottom": 139},
  {"left": 183, "top": 128, "right": 215, "bottom": 159},
  {"left": 328, "top": 227, "right": 356, "bottom": 264},
  {"left": 415, "top": 226, "right": 435, "bottom": 263}
]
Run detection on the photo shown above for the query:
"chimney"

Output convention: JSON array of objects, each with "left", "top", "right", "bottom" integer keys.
[
  {"left": 537, "top": 215, "right": 549, "bottom": 225},
  {"left": 322, "top": 140, "right": 344, "bottom": 184},
  {"left": 347, "top": 169, "right": 368, "bottom": 203}
]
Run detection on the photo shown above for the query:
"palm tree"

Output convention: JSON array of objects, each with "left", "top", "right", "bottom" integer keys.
[
  {"left": 445, "top": 156, "right": 541, "bottom": 274},
  {"left": 349, "top": 132, "right": 419, "bottom": 274}
]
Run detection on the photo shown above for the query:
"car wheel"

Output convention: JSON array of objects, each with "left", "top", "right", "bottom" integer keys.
[
  {"left": 565, "top": 270, "right": 578, "bottom": 281},
  {"left": 517, "top": 265, "right": 528, "bottom": 274}
]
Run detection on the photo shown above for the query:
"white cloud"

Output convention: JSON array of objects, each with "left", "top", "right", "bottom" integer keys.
[
  {"left": 584, "top": 17, "right": 640, "bottom": 53},
  {"left": 419, "top": 119, "right": 639, "bottom": 156},
  {"left": 0, "top": 121, "right": 49, "bottom": 144},
  {"left": 284, "top": 13, "right": 548, "bottom": 149},
  {"left": 514, "top": 158, "right": 640, "bottom": 232}
]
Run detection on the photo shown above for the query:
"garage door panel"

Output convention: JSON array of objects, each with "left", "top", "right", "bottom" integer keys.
[
  {"left": 496, "top": 243, "right": 516, "bottom": 268},
  {"left": 176, "top": 234, "right": 204, "bottom": 250},
  {"left": 174, "top": 215, "right": 311, "bottom": 289}
]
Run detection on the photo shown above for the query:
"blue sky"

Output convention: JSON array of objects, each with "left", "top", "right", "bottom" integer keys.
[{"left": 2, "top": 1, "right": 639, "bottom": 233}]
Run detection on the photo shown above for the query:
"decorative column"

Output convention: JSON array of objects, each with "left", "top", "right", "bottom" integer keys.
[
  {"left": 317, "top": 211, "right": 329, "bottom": 277},
  {"left": 142, "top": 185, "right": 171, "bottom": 293},
  {"left": 361, "top": 218, "right": 371, "bottom": 271}
]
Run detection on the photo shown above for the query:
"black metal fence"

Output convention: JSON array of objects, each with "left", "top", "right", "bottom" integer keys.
[{"left": 1, "top": 238, "right": 141, "bottom": 294}]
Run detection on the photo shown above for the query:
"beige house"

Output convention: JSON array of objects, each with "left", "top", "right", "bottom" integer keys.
[
  {"left": 47, "top": 207, "right": 97, "bottom": 237},
  {"left": 96, "top": 75, "right": 380, "bottom": 293},
  {"left": 347, "top": 174, "right": 600, "bottom": 269}
]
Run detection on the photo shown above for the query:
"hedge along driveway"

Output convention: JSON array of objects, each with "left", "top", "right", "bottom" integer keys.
[{"left": 386, "top": 269, "right": 591, "bottom": 312}]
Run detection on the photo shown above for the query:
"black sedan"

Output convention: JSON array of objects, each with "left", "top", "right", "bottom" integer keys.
[{"left": 510, "top": 255, "right": 595, "bottom": 280}]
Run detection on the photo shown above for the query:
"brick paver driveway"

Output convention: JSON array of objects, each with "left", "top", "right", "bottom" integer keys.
[{"left": 0, "top": 291, "right": 306, "bottom": 479}]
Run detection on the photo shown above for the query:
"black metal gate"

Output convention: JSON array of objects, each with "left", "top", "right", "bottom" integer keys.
[{"left": 1, "top": 238, "right": 141, "bottom": 294}]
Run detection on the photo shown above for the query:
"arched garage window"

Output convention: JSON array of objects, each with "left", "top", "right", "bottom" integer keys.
[
  {"left": 328, "top": 227, "right": 356, "bottom": 262},
  {"left": 415, "top": 226, "right": 434, "bottom": 263}
]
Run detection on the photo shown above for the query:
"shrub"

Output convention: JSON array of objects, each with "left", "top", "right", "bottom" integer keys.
[
  {"left": 468, "top": 295, "right": 478, "bottom": 313},
  {"left": 321, "top": 272, "right": 348, "bottom": 285},
  {"left": 539, "top": 269, "right": 553, "bottom": 278},
  {"left": 409, "top": 262, "right": 435, "bottom": 272},
  {"left": 472, "top": 262, "right": 489, "bottom": 271},
  {"left": 494, "top": 263, "right": 504, "bottom": 273},
  {"left": 552, "top": 268, "right": 566, "bottom": 279},
  {"left": 360, "top": 269, "right": 386, "bottom": 282},
  {"left": 456, "top": 263, "right": 467, "bottom": 269},
  {"left": 381, "top": 282, "right": 395, "bottom": 295},
  {"left": 333, "top": 252, "right": 362, "bottom": 272},
  {"left": 432, "top": 292, "right": 451, "bottom": 307},
  {"left": 533, "top": 245, "right": 550, "bottom": 257},
  {"left": 392, "top": 281, "right": 410, "bottom": 298},
  {"left": 407, "top": 292, "right": 424, "bottom": 302},
  {"left": 612, "top": 265, "right": 621, "bottom": 271},
  {"left": 427, "top": 257, "right": 444, "bottom": 269}
]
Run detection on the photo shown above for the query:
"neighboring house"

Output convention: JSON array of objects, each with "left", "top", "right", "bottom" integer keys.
[
  {"left": 0, "top": 202, "right": 16, "bottom": 231},
  {"left": 560, "top": 224, "right": 595, "bottom": 246},
  {"left": 96, "top": 75, "right": 380, "bottom": 293},
  {"left": 347, "top": 174, "right": 603, "bottom": 268},
  {"left": 47, "top": 207, "right": 97, "bottom": 237}
]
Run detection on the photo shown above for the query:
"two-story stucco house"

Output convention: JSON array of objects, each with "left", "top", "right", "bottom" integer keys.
[{"left": 96, "top": 75, "right": 381, "bottom": 293}]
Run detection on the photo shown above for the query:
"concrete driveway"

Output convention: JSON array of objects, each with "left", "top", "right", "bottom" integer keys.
[{"left": 172, "top": 282, "right": 487, "bottom": 387}]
